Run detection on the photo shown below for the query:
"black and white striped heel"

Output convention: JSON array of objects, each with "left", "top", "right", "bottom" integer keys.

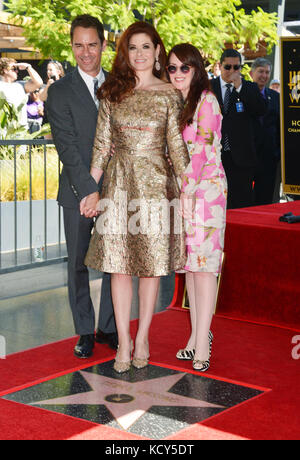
[
  {"left": 177, "top": 330, "right": 213, "bottom": 362},
  {"left": 208, "top": 330, "right": 213, "bottom": 348},
  {"left": 193, "top": 359, "right": 210, "bottom": 372},
  {"left": 193, "top": 331, "right": 214, "bottom": 373},
  {"left": 176, "top": 348, "right": 195, "bottom": 360}
]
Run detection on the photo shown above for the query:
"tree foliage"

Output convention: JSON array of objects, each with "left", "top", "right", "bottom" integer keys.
[
  {"left": 0, "top": 91, "right": 50, "bottom": 141},
  {"left": 5, "top": 0, "right": 278, "bottom": 69}
]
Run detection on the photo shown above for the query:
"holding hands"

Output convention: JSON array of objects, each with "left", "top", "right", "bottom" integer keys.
[{"left": 80, "top": 192, "right": 100, "bottom": 218}]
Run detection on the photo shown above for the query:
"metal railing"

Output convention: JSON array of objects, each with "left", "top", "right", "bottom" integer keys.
[{"left": 0, "top": 139, "right": 67, "bottom": 273}]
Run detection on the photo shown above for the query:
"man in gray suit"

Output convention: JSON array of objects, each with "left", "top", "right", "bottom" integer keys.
[{"left": 47, "top": 15, "right": 117, "bottom": 358}]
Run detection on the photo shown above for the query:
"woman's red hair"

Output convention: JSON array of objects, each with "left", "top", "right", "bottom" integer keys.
[
  {"left": 167, "top": 44, "right": 211, "bottom": 132},
  {"left": 99, "top": 21, "right": 167, "bottom": 103}
]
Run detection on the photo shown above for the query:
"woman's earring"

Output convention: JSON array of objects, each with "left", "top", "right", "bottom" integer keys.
[{"left": 155, "top": 57, "right": 161, "bottom": 72}]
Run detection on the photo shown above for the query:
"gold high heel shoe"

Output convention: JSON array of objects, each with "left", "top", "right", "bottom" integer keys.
[
  {"left": 113, "top": 340, "right": 133, "bottom": 374},
  {"left": 132, "top": 356, "right": 149, "bottom": 369},
  {"left": 132, "top": 342, "right": 150, "bottom": 369}
]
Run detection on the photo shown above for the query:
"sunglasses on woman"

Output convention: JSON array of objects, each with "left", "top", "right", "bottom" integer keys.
[
  {"left": 223, "top": 64, "right": 241, "bottom": 71},
  {"left": 166, "top": 64, "right": 191, "bottom": 74}
]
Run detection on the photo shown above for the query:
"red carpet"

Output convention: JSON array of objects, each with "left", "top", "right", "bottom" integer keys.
[
  {"left": 218, "top": 201, "right": 300, "bottom": 330},
  {"left": 171, "top": 202, "right": 300, "bottom": 331},
  {"left": 0, "top": 310, "right": 299, "bottom": 440}
]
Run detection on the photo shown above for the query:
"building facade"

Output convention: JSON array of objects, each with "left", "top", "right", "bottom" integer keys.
[
  {"left": 242, "top": 0, "right": 300, "bottom": 33},
  {"left": 241, "top": 1, "right": 299, "bottom": 79}
]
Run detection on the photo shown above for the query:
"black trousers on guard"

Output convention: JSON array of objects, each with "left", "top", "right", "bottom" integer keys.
[{"left": 221, "top": 151, "right": 255, "bottom": 210}]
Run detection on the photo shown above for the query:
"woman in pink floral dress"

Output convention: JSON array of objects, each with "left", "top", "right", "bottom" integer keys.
[{"left": 167, "top": 44, "right": 227, "bottom": 372}]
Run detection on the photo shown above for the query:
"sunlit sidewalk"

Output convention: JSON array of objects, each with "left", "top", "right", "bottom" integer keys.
[{"left": 0, "top": 263, "right": 174, "bottom": 356}]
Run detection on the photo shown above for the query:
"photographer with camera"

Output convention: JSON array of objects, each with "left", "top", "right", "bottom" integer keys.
[
  {"left": 39, "top": 60, "right": 65, "bottom": 102},
  {"left": 39, "top": 61, "right": 65, "bottom": 138}
]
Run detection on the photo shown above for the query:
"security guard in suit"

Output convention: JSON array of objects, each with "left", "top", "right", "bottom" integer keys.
[{"left": 211, "top": 49, "right": 267, "bottom": 209}]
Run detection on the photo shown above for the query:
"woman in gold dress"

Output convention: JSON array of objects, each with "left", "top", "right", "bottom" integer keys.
[{"left": 83, "top": 21, "right": 189, "bottom": 373}]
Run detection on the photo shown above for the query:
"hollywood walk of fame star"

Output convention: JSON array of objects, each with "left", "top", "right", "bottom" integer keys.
[{"left": 32, "top": 371, "right": 224, "bottom": 430}]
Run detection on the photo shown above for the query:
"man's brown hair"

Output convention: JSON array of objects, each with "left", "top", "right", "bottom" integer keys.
[{"left": 70, "top": 14, "right": 105, "bottom": 44}]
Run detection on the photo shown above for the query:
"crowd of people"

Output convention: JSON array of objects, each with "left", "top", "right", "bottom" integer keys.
[
  {"left": 0, "top": 14, "right": 282, "bottom": 373},
  {"left": 0, "top": 58, "right": 65, "bottom": 133}
]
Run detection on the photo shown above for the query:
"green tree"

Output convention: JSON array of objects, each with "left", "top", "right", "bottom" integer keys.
[{"left": 5, "top": 0, "right": 278, "bottom": 69}]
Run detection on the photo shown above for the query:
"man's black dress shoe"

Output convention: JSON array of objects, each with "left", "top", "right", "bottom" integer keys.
[
  {"left": 95, "top": 329, "right": 118, "bottom": 350},
  {"left": 74, "top": 334, "right": 95, "bottom": 359}
]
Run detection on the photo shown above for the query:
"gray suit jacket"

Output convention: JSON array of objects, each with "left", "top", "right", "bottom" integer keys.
[{"left": 47, "top": 67, "right": 106, "bottom": 208}]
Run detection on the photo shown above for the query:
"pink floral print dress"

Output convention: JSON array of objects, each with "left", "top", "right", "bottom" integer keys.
[{"left": 180, "top": 90, "right": 227, "bottom": 275}]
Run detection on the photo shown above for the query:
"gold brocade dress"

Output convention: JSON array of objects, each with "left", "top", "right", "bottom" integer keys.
[{"left": 85, "top": 88, "right": 190, "bottom": 277}]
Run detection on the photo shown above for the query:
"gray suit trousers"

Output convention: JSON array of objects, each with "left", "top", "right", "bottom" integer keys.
[{"left": 63, "top": 206, "right": 116, "bottom": 336}]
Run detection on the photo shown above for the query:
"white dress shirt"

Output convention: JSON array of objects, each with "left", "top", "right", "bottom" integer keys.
[{"left": 77, "top": 67, "right": 105, "bottom": 105}]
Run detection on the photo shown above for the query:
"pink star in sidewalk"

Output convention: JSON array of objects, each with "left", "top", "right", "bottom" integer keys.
[{"left": 33, "top": 371, "right": 224, "bottom": 430}]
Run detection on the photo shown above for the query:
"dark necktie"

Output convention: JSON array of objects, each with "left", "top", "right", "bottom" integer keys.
[
  {"left": 223, "top": 83, "right": 232, "bottom": 114},
  {"left": 223, "top": 83, "right": 232, "bottom": 151},
  {"left": 93, "top": 78, "right": 99, "bottom": 108}
]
